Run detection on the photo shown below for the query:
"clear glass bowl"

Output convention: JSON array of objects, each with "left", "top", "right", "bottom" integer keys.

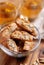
[{"left": 0, "top": 24, "right": 41, "bottom": 58}]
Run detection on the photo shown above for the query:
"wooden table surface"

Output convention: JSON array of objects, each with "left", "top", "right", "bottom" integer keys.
[{"left": 0, "top": 40, "right": 44, "bottom": 65}]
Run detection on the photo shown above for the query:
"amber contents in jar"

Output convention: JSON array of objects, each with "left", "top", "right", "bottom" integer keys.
[
  {"left": 20, "top": 0, "right": 42, "bottom": 19},
  {"left": 0, "top": 2, "right": 16, "bottom": 25}
]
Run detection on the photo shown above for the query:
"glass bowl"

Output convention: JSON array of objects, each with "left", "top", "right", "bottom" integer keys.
[{"left": 0, "top": 24, "right": 41, "bottom": 58}]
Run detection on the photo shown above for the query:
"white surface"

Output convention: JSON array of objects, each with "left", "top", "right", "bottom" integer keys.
[{"left": 33, "top": 8, "right": 44, "bottom": 39}]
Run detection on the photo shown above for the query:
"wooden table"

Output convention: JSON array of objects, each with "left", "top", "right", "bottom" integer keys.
[{"left": 0, "top": 40, "right": 44, "bottom": 65}]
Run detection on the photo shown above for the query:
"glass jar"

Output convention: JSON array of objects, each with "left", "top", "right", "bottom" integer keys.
[
  {"left": 0, "top": 0, "right": 21, "bottom": 25},
  {"left": 20, "top": 0, "right": 42, "bottom": 20}
]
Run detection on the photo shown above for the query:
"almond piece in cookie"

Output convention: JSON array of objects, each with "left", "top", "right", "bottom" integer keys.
[
  {"left": 11, "top": 31, "right": 23, "bottom": 40},
  {"left": 0, "top": 22, "right": 20, "bottom": 38},
  {"left": 7, "top": 39, "right": 18, "bottom": 52},
  {"left": 8, "top": 22, "right": 18, "bottom": 32},
  {"left": 11, "top": 31, "right": 33, "bottom": 41},
  {"left": 1, "top": 28, "right": 11, "bottom": 38},
  {"left": 16, "top": 18, "right": 37, "bottom": 36},
  {"left": 23, "top": 41, "right": 34, "bottom": 51}
]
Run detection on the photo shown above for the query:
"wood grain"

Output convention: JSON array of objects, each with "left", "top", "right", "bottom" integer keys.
[
  {"left": 0, "top": 49, "right": 9, "bottom": 65},
  {"left": 30, "top": 40, "right": 44, "bottom": 65}
]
